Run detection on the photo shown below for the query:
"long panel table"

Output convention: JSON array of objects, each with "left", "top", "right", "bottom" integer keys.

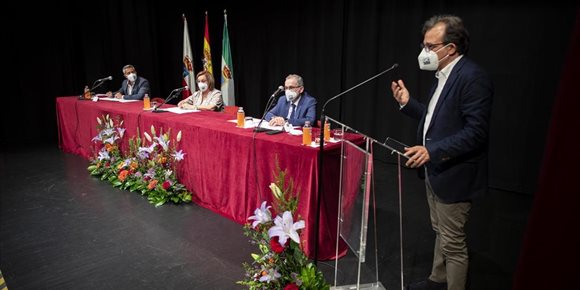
[{"left": 56, "top": 96, "right": 362, "bottom": 260}]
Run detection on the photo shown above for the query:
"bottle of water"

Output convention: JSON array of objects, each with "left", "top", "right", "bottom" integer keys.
[
  {"left": 302, "top": 121, "right": 312, "bottom": 145},
  {"left": 237, "top": 107, "right": 245, "bottom": 128}
]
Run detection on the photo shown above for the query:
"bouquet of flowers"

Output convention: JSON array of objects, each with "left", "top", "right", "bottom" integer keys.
[
  {"left": 238, "top": 164, "right": 329, "bottom": 290},
  {"left": 87, "top": 114, "right": 192, "bottom": 206},
  {"left": 86, "top": 114, "right": 125, "bottom": 180}
]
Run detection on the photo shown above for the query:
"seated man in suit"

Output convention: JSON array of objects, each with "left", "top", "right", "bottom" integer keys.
[
  {"left": 265, "top": 74, "right": 317, "bottom": 127},
  {"left": 106, "top": 64, "right": 150, "bottom": 100}
]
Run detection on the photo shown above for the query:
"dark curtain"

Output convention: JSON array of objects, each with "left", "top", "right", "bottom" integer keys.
[
  {"left": 513, "top": 9, "right": 580, "bottom": 290},
  {"left": 3, "top": 1, "right": 577, "bottom": 198}
]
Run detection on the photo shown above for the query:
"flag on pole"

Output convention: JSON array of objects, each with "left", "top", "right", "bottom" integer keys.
[
  {"left": 182, "top": 14, "right": 195, "bottom": 99},
  {"left": 202, "top": 11, "right": 213, "bottom": 74},
  {"left": 221, "top": 10, "right": 235, "bottom": 106}
]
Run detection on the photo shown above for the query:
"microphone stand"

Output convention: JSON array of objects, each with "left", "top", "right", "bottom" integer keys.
[
  {"left": 78, "top": 79, "right": 107, "bottom": 100},
  {"left": 313, "top": 63, "right": 398, "bottom": 264},
  {"left": 253, "top": 95, "right": 278, "bottom": 134},
  {"left": 152, "top": 90, "right": 179, "bottom": 113}
]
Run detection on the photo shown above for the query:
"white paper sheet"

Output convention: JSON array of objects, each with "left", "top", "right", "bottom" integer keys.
[{"left": 97, "top": 97, "right": 139, "bottom": 103}]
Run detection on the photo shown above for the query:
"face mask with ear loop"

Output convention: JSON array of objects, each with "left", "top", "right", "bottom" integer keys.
[
  {"left": 285, "top": 90, "right": 298, "bottom": 102},
  {"left": 417, "top": 43, "right": 452, "bottom": 71},
  {"left": 127, "top": 73, "right": 137, "bottom": 82}
]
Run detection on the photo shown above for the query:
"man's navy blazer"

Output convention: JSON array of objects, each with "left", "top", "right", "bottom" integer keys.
[
  {"left": 402, "top": 56, "right": 494, "bottom": 203},
  {"left": 265, "top": 93, "right": 317, "bottom": 126},
  {"left": 116, "top": 76, "right": 150, "bottom": 100}
]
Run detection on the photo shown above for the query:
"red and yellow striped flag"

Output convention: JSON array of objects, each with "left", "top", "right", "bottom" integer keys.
[{"left": 202, "top": 11, "right": 213, "bottom": 74}]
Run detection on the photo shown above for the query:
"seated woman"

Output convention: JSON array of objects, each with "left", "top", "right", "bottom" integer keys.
[{"left": 178, "top": 70, "right": 223, "bottom": 111}]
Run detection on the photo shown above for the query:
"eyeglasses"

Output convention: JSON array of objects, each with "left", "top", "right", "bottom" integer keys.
[
  {"left": 284, "top": 86, "right": 301, "bottom": 90},
  {"left": 420, "top": 42, "right": 446, "bottom": 52}
]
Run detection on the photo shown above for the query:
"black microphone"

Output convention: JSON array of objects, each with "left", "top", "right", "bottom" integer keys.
[
  {"left": 79, "top": 76, "right": 114, "bottom": 100},
  {"left": 254, "top": 85, "right": 284, "bottom": 133},
  {"left": 152, "top": 86, "right": 188, "bottom": 113},
  {"left": 271, "top": 85, "right": 284, "bottom": 98},
  {"left": 312, "top": 63, "right": 399, "bottom": 263},
  {"left": 96, "top": 76, "right": 113, "bottom": 82}
]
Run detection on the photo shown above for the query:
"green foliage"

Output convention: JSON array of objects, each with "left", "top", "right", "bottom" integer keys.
[
  {"left": 237, "top": 164, "right": 329, "bottom": 289},
  {"left": 87, "top": 114, "right": 191, "bottom": 207}
]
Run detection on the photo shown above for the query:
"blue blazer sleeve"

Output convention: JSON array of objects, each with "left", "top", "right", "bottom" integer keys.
[
  {"left": 122, "top": 77, "right": 151, "bottom": 100},
  {"left": 265, "top": 96, "right": 288, "bottom": 121},
  {"left": 265, "top": 93, "right": 318, "bottom": 126}
]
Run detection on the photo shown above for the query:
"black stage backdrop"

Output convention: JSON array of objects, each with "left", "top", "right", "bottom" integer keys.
[{"left": 3, "top": 1, "right": 578, "bottom": 198}]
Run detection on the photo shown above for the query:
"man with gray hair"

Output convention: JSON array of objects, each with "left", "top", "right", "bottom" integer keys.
[
  {"left": 266, "top": 74, "right": 317, "bottom": 127},
  {"left": 106, "top": 64, "right": 151, "bottom": 100}
]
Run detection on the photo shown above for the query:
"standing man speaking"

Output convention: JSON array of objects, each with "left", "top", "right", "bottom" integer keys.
[{"left": 390, "top": 15, "right": 494, "bottom": 290}]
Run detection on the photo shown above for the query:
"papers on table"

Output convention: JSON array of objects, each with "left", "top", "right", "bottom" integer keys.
[
  {"left": 159, "top": 107, "right": 199, "bottom": 114},
  {"left": 227, "top": 118, "right": 286, "bottom": 130},
  {"left": 97, "top": 97, "right": 139, "bottom": 103}
]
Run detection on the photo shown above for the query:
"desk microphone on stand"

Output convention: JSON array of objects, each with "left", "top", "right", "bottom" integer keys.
[
  {"left": 79, "top": 76, "right": 112, "bottom": 100},
  {"left": 253, "top": 85, "right": 284, "bottom": 134},
  {"left": 152, "top": 86, "right": 188, "bottom": 113},
  {"left": 313, "top": 63, "right": 399, "bottom": 263}
]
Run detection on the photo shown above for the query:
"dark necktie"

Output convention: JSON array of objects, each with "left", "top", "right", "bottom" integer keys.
[{"left": 289, "top": 104, "right": 296, "bottom": 120}]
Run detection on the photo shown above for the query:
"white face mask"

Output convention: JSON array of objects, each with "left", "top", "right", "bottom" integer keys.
[
  {"left": 198, "top": 82, "right": 208, "bottom": 92},
  {"left": 127, "top": 73, "right": 137, "bottom": 82},
  {"left": 285, "top": 90, "right": 298, "bottom": 102},
  {"left": 417, "top": 44, "right": 450, "bottom": 71}
]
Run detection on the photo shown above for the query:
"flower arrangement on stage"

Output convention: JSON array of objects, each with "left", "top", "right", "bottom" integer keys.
[
  {"left": 87, "top": 114, "right": 192, "bottom": 206},
  {"left": 238, "top": 164, "right": 329, "bottom": 290}
]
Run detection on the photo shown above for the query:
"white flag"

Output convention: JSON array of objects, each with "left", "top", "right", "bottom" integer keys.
[{"left": 182, "top": 14, "right": 195, "bottom": 98}]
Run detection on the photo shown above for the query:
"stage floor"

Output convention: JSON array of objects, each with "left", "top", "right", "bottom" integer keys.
[{"left": 0, "top": 145, "right": 531, "bottom": 289}]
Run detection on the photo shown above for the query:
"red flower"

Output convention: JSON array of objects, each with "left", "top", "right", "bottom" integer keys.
[
  {"left": 162, "top": 180, "right": 171, "bottom": 190},
  {"left": 284, "top": 283, "right": 299, "bottom": 290},
  {"left": 270, "top": 236, "right": 285, "bottom": 253}
]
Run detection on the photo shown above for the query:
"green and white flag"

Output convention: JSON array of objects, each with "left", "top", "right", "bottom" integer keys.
[{"left": 221, "top": 10, "right": 235, "bottom": 106}]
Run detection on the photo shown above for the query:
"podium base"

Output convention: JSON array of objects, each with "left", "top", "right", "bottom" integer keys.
[{"left": 331, "top": 282, "right": 386, "bottom": 290}]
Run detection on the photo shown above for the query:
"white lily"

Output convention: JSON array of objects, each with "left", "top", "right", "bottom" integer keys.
[
  {"left": 267, "top": 211, "right": 305, "bottom": 246},
  {"left": 248, "top": 201, "right": 272, "bottom": 229}
]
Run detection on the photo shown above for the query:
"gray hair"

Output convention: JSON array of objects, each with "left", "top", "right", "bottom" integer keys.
[
  {"left": 122, "top": 64, "right": 135, "bottom": 73},
  {"left": 286, "top": 74, "right": 304, "bottom": 87}
]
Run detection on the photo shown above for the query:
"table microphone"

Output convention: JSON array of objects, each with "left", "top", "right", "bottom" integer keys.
[
  {"left": 79, "top": 76, "right": 113, "bottom": 100},
  {"left": 152, "top": 86, "right": 188, "bottom": 113},
  {"left": 254, "top": 86, "right": 284, "bottom": 133}
]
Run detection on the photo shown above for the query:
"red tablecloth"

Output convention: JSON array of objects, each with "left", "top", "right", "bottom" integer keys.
[{"left": 56, "top": 96, "right": 363, "bottom": 260}]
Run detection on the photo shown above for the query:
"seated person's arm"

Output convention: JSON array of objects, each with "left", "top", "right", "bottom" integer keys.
[
  {"left": 123, "top": 80, "right": 150, "bottom": 100},
  {"left": 266, "top": 97, "right": 285, "bottom": 126},
  {"left": 178, "top": 96, "right": 196, "bottom": 110},
  {"left": 197, "top": 91, "right": 223, "bottom": 111}
]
